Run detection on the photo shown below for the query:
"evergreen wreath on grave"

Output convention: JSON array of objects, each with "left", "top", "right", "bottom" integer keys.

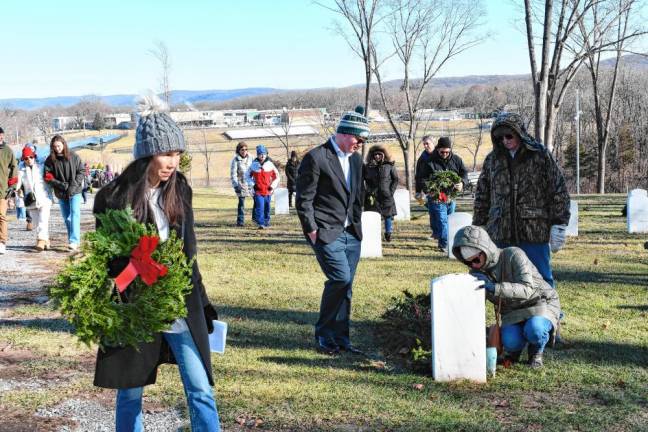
[
  {"left": 50, "top": 208, "right": 193, "bottom": 349},
  {"left": 425, "top": 170, "right": 462, "bottom": 202}
]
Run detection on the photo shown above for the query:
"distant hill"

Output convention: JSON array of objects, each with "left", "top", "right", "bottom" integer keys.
[{"left": 0, "top": 88, "right": 280, "bottom": 111}]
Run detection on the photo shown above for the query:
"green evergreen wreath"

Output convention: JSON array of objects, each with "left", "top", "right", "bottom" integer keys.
[
  {"left": 425, "top": 171, "right": 462, "bottom": 202},
  {"left": 50, "top": 208, "right": 193, "bottom": 349}
]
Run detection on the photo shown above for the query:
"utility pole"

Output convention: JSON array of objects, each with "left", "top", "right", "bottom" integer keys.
[{"left": 575, "top": 89, "right": 581, "bottom": 195}]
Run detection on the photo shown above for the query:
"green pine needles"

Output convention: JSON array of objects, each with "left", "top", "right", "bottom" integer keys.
[
  {"left": 50, "top": 208, "right": 193, "bottom": 350},
  {"left": 424, "top": 170, "right": 462, "bottom": 202}
]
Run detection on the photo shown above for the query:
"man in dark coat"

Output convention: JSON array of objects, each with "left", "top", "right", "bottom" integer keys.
[
  {"left": 416, "top": 136, "right": 468, "bottom": 251},
  {"left": 296, "top": 105, "right": 368, "bottom": 355}
]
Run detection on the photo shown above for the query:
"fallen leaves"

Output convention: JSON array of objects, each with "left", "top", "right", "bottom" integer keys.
[
  {"left": 412, "top": 383, "right": 424, "bottom": 391},
  {"left": 236, "top": 414, "right": 264, "bottom": 428}
]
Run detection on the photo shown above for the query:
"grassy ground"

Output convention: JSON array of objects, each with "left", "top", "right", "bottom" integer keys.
[{"left": 1, "top": 193, "right": 646, "bottom": 431}]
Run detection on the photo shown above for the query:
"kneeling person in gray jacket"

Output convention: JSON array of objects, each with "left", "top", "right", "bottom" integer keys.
[{"left": 452, "top": 225, "right": 561, "bottom": 368}]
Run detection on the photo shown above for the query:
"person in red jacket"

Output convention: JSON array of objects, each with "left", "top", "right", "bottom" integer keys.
[{"left": 245, "top": 145, "right": 279, "bottom": 229}]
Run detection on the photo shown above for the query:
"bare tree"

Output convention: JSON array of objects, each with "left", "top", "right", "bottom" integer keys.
[
  {"left": 149, "top": 41, "right": 172, "bottom": 105},
  {"left": 31, "top": 111, "right": 52, "bottom": 144},
  {"left": 317, "top": 0, "right": 383, "bottom": 156},
  {"left": 523, "top": 0, "right": 645, "bottom": 152},
  {"left": 372, "top": 0, "right": 484, "bottom": 191},
  {"left": 577, "top": 0, "right": 646, "bottom": 192}
]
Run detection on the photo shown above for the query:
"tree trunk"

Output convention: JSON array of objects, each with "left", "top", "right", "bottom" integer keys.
[{"left": 403, "top": 147, "right": 412, "bottom": 192}]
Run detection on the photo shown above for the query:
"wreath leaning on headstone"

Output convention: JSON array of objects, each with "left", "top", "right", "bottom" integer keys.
[
  {"left": 424, "top": 170, "right": 462, "bottom": 203},
  {"left": 50, "top": 208, "right": 193, "bottom": 350}
]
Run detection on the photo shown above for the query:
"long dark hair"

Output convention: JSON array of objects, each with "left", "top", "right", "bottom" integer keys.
[
  {"left": 48, "top": 134, "right": 70, "bottom": 161},
  {"left": 114, "top": 157, "right": 185, "bottom": 226}
]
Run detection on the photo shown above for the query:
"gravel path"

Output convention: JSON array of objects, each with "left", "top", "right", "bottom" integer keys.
[{"left": 0, "top": 196, "right": 196, "bottom": 432}]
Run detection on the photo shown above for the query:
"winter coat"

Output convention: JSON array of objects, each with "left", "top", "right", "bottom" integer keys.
[
  {"left": 452, "top": 225, "right": 561, "bottom": 329},
  {"left": 246, "top": 158, "right": 279, "bottom": 196},
  {"left": 363, "top": 145, "right": 398, "bottom": 218},
  {"left": 285, "top": 159, "right": 300, "bottom": 191},
  {"left": 473, "top": 112, "right": 570, "bottom": 244},
  {"left": 415, "top": 149, "right": 468, "bottom": 195},
  {"left": 230, "top": 154, "right": 254, "bottom": 197},
  {"left": 17, "top": 163, "right": 51, "bottom": 210},
  {"left": 44, "top": 152, "right": 85, "bottom": 200},
  {"left": 0, "top": 142, "right": 17, "bottom": 199},
  {"left": 92, "top": 173, "right": 218, "bottom": 389}
]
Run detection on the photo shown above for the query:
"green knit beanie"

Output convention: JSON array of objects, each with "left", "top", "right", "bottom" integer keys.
[{"left": 336, "top": 105, "right": 370, "bottom": 139}]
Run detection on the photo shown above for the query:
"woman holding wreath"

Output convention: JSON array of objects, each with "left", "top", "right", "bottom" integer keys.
[{"left": 93, "top": 94, "right": 221, "bottom": 432}]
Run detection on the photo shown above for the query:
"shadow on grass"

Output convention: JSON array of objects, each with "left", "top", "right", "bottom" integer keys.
[
  {"left": 0, "top": 317, "right": 74, "bottom": 333},
  {"left": 221, "top": 305, "right": 377, "bottom": 351},
  {"left": 554, "top": 269, "right": 648, "bottom": 286},
  {"left": 559, "top": 339, "right": 648, "bottom": 368},
  {"left": 617, "top": 304, "right": 648, "bottom": 312}
]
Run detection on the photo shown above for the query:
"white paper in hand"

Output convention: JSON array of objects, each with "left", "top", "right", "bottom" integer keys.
[
  {"left": 550, "top": 225, "right": 567, "bottom": 253},
  {"left": 208, "top": 320, "right": 228, "bottom": 354}
]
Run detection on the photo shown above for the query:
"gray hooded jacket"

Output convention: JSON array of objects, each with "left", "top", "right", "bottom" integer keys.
[{"left": 452, "top": 225, "right": 561, "bottom": 329}]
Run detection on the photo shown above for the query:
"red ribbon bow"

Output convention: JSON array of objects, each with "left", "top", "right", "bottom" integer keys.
[
  {"left": 7, "top": 177, "right": 18, "bottom": 187},
  {"left": 438, "top": 191, "right": 448, "bottom": 203},
  {"left": 44, "top": 172, "right": 54, "bottom": 182},
  {"left": 114, "top": 235, "right": 168, "bottom": 293}
]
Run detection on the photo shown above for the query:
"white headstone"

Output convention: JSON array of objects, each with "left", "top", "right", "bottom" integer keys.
[
  {"left": 447, "top": 212, "right": 473, "bottom": 259},
  {"left": 360, "top": 211, "right": 382, "bottom": 258},
  {"left": 566, "top": 200, "right": 578, "bottom": 237},
  {"left": 274, "top": 188, "right": 289, "bottom": 215},
  {"left": 430, "top": 273, "right": 486, "bottom": 383},
  {"left": 394, "top": 189, "right": 411, "bottom": 221},
  {"left": 627, "top": 189, "right": 648, "bottom": 233}
]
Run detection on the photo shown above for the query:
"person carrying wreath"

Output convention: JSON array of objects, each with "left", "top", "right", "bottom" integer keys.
[
  {"left": 362, "top": 144, "right": 399, "bottom": 242},
  {"left": 93, "top": 94, "right": 221, "bottom": 432},
  {"left": 416, "top": 136, "right": 467, "bottom": 252}
]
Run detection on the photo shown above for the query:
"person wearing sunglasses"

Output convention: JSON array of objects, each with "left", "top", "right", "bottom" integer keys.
[
  {"left": 453, "top": 225, "right": 561, "bottom": 368},
  {"left": 473, "top": 112, "right": 570, "bottom": 288},
  {"left": 16, "top": 146, "right": 52, "bottom": 251},
  {"left": 230, "top": 141, "right": 254, "bottom": 226}
]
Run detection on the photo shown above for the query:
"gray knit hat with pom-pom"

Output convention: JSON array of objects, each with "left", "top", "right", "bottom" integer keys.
[{"left": 133, "top": 92, "right": 185, "bottom": 160}]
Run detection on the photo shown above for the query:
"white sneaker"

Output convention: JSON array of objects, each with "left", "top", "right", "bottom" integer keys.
[
  {"left": 0, "top": 243, "right": 5, "bottom": 254},
  {"left": 68, "top": 243, "right": 79, "bottom": 251}
]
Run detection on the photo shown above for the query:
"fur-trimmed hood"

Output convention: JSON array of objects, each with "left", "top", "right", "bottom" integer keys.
[{"left": 366, "top": 144, "right": 395, "bottom": 165}]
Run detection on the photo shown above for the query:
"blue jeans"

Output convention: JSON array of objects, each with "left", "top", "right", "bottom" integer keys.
[
  {"left": 384, "top": 216, "right": 393, "bottom": 234},
  {"left": 59, "top": 193, "right": 82, "bottom": 245},
  {"left": 253, "top": 194, "right": 271, "bottom": 227},
  {"left": 427, "top": 198, "right": 456, "bottom": 248},
  {"left": 501, "top": 316, "right": 553, "bottom": 353},
  {"left": 16, "top": 206, "right": 26, "bottom": 220},
  {"left": 311, "top": 231, "right": 361, "bottom": 346},
  {"left": 497, "top": 241, "right": 553, "bottom": 288},
  {"left": 236, "top": 196, "right": 246, "bottom": 226},
  {"left": 115, "top": 331, "right": 220, "bottom": 432}
]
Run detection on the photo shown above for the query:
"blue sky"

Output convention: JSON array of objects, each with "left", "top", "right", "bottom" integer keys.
[{"left": 1, "top": 1, "right": 533, "bottom": 99}]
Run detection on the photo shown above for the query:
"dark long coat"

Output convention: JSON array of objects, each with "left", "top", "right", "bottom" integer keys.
[
  {"left": 92, "top": 173, "right": 217, "bottom": 389},
  {"left": 362, "top": 161, "right": 398, "bottom": 218}
]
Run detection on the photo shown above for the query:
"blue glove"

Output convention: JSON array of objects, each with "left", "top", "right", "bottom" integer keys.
[{"left": 471, "top": 272, "right": 495, "bottom": 293}]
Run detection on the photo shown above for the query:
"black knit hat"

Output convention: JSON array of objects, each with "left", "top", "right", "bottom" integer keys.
[
  {"left": 0, "top": 127, "right": 4, "bottom": 134},
  {"left": 133, "top": 93, "right": 185, "bottom": 160},
  {"left": 437, "top": 137, "right": 452, "bottom": 148}
]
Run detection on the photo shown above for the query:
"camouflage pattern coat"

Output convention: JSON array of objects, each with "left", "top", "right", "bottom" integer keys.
[{"left": 473, "top": 113, "right": 570, "bottom": 244}]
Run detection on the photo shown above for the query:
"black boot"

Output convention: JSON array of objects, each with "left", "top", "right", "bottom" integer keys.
[
  {"left": 527, "top": 345, "right": 544, "bottom": 368},
  {"left": 384, "top": 232, "right": 392, "bottom": 242}
]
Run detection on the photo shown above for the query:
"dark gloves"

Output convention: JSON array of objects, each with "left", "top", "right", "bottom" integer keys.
[
  {"left": 471, "top": 271, "right": 495, "bottom": 293},
  {"left": 204, "top": 303, "right": 219, "bottom": 333},
  {"left": 107, "top": 256, "right": 130, "bottom": 278},
  {"left": 234, "top": 186, "right": 242, "bottom": 194}
]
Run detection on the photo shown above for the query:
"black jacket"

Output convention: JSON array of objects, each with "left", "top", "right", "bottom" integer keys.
[
  {"left": 363, "top": 161, "right": 398, "bottom": 218},
  {"left": 285, "top": 159, "right": 299, "bottom": 190},
  {"left": 415, "top": 150, "right": 468, "bottom": 194},
  {"left": 92, "top": 173, "right": 218, "bottom": 389},
  {"left": 296, "top": 139, "right": 363, "bottom": 244},
  {"left": 44, "top": 152, "right": 85, "bottom": 199}
]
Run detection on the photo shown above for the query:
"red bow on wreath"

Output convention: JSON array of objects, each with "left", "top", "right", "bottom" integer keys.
[
  {"left": 438, "top": 191, "right": 448, "bottom": 203},
  {"left": 114, "top": 235, "right": 168, "bottom": 293}
]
